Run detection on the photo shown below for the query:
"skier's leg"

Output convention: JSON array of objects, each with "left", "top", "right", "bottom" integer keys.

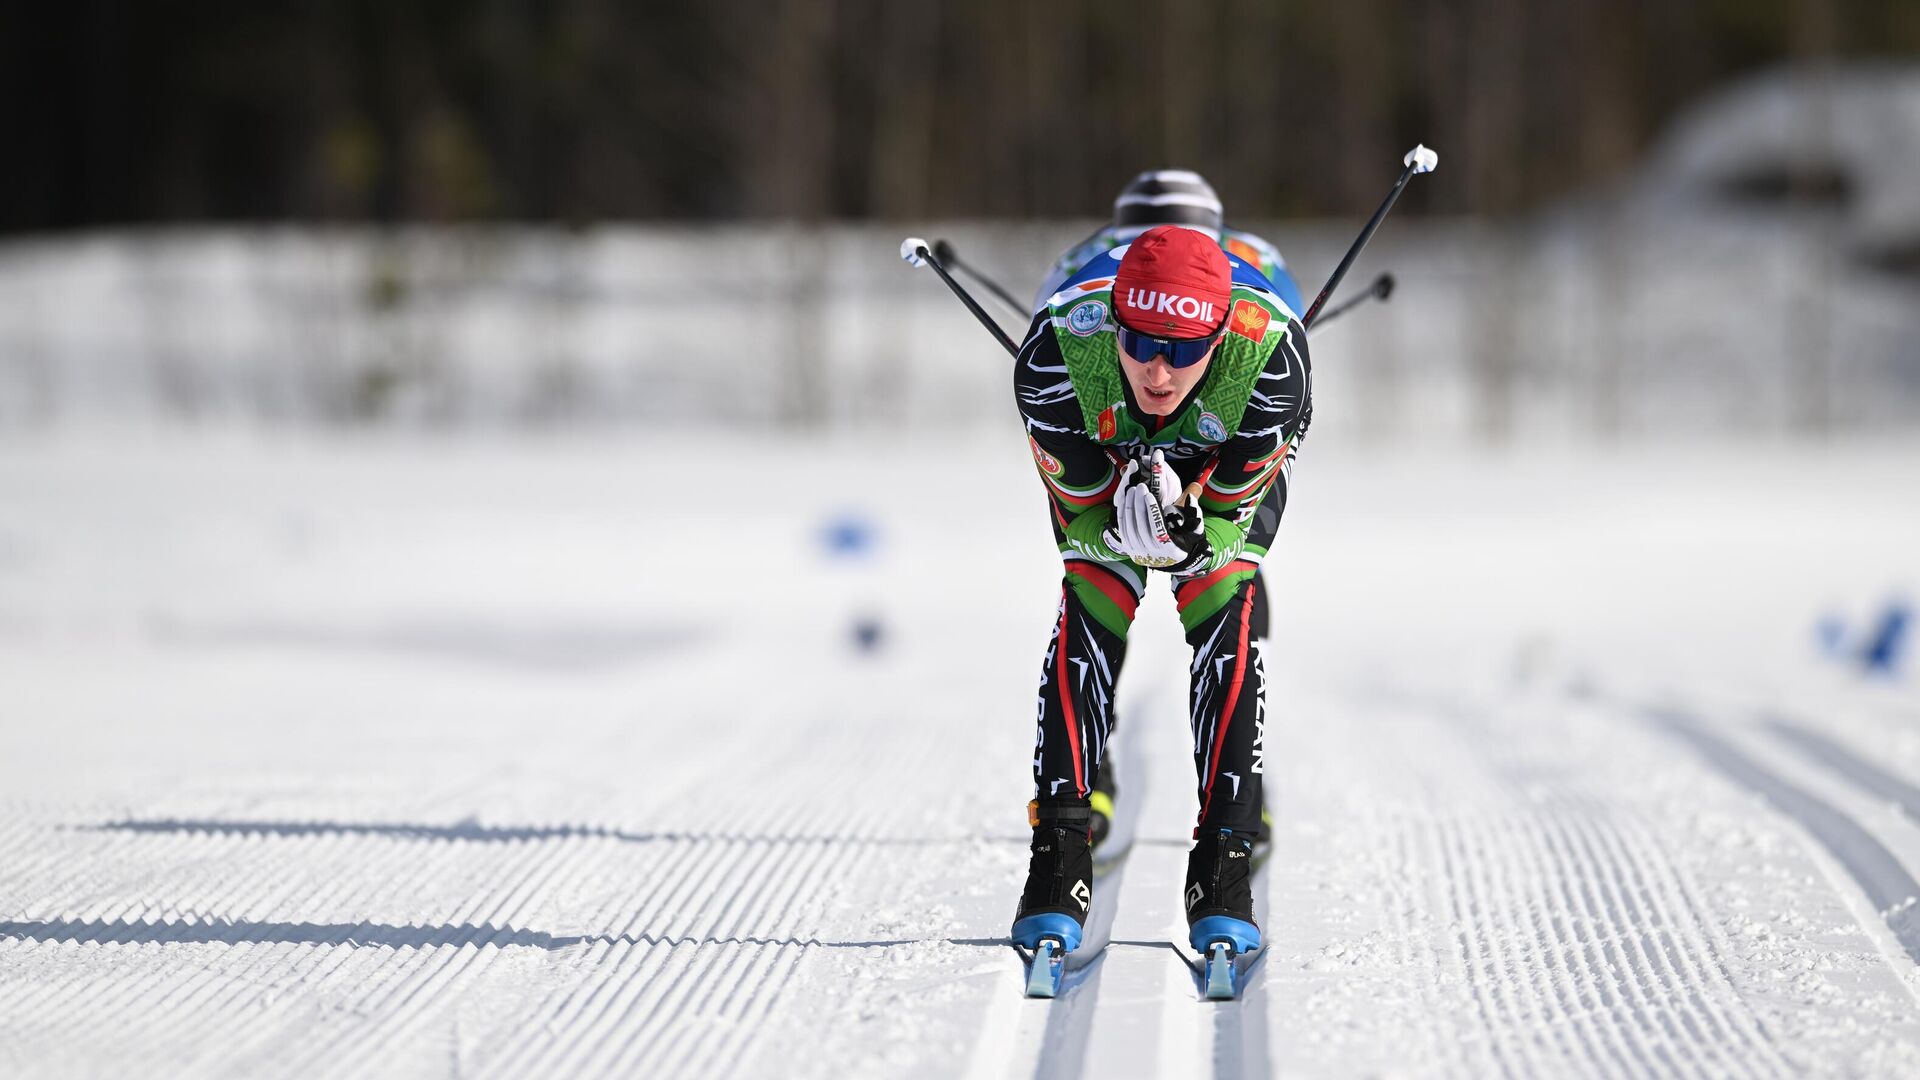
[
  {"left": 1243, "top": 473, "right": 1284, "bottom": 642},
  {"left": 1178, "top": 571, "right": 1266, "bottom": 836},
  {"left": 1234, "top": 487, "right": 1285, "bottom": 838},
  {"left": 1247, "top": 570, "right": 1274, "bottom": 842},
  {"left": 1172, "top": 570, "right": 1266, "bottom": 948},
  {"left": 1176, "top": 474, "right": 1283, "bottom": 834},
  {"left": 1031, "top": 556, "right": 1142, "bottom": 813},
  {"left": 1013, "top": 556, "right": 1143, "bottom": 950},
  {"left": 1171, "top": 483, "right": 1285, "bottom": 949}
]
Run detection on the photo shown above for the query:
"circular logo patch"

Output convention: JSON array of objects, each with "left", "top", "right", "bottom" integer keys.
[
  {"left": 1029, "top": 436, "right": 1064, "bottom": 477},
  {"left": 1198, "top": 411, "right": 1227, "bottom": 442},
  {"left": 1067, "top": 299, "right": 1107, "bottom": 337}
]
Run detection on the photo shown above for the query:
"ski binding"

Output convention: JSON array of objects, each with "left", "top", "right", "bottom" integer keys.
[
  {"left": 1024, "top": 938, "right": 1067, "bottom": 998},
  {"left": 1189, "top": 915, "right": 1261, "bottom": 1001},
  {"left": 1202, "top": 941, "right": 1237, "bottom": 1000}
]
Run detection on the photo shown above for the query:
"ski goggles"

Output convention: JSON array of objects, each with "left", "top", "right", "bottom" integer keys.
[{"left": 1116, "top": 321, "right": 1224, "bottom": 369}]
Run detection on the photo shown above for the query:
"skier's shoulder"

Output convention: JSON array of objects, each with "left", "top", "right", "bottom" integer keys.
[
  {"left": 1015, "top": 373, "right": 1090, "bottom": 443},
  {"left": 1221, "top": 227, "right": 1287, "bottom": 272},
  {"left": 1056, "top": 227, "right": 1122, "bottom": 273},
  {"left": 1039, "top": 245, "right": 1127, "bottom": 314},
  {"left": 1221, "top": 254, "right": 1297, "bottom": 327},
  {"left": 1220, "top": 228, "right": 1307, "bottom": 317},
  {"left": 1214, "top": 260, "right": 1306, "bottom": 397},
  {"left": 1014, "top": 311, "right": 1081, "bottom": 419},
  {"left": 1033, "top": 227, "right": 1124, "bottom": 312}
]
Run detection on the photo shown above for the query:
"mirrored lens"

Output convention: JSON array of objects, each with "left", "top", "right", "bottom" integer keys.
[{"left": 1119, "top": 325, "right": 1217, "bottom": 369}]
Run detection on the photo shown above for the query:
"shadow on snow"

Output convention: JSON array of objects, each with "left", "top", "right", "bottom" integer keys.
[{"left": 0, "top": 917, "right": 1018, "bottom": 952}]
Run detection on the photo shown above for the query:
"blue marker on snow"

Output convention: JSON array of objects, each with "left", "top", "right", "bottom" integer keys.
[
  {"left": 1862, "top": 598, "right": 1910, "bottom": 676},
  {"left": 819, "top": 512, "right": 878, "bottom": 561}
]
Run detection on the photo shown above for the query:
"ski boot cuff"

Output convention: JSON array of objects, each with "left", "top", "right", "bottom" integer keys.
[{"left": 1028, "top": 798, "right": 1094, "bottom": 837}]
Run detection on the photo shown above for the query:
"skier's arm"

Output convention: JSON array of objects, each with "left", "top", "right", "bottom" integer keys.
[
  {"left": 1188, "top": 318, "right": 1313, "bottom": 570},
  {"left": 1014, "top": 315, "right": 1127, "bottom": 562}
]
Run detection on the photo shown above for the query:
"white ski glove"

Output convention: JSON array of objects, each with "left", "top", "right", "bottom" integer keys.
[
  {"left": 1135, "top": 449, "right": 1182, "bottom": 513},
  {"left": 1103, "top": 450, "right": 1201, "bottom": 569}
]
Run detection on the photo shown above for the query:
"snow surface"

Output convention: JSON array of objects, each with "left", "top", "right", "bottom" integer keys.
[{"left": 2, "top": 427, "right": 1919, "bottom": 1078}]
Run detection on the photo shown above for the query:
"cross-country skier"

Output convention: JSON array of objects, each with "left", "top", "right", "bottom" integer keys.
[
  {"left": 1031, "top": 169, "right": 1306, "bottom": 318},
  {"left": 1037, "top": 170, "right": 1296, "bottom": 855},
  {"left": 1010, "top": 224, "right": 1311, "bottom": 962}
]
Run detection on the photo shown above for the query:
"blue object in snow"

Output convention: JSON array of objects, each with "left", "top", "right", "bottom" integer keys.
[
  {"left": 819, "top": 513, "right": 878, "bottom": 560},
  {"left": 1815, "top": 613, "right": 1849, "bottom": 657},
  {"left": 1862, "top": 599, "right": 1911, "bottom": 676}
]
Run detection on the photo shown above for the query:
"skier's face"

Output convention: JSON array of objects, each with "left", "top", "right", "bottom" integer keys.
[{"left": 1119, "top": 338, "right": 1218, "bottom": 415}]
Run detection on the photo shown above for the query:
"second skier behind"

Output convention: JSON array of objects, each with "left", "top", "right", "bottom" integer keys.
[
  {"left": 1032, "top": 169, "right": 1306, "bottom": 318},
  {"left": 1010, "top": 224, "right": 1312, "bottom": 961},
  {"left": 1038, "top": 170, "right": 1297, "bottom": 857}
]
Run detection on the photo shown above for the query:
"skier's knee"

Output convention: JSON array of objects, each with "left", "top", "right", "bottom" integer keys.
[{"left": 1062, "top": 562, "right": 1143, "bottom": 636}]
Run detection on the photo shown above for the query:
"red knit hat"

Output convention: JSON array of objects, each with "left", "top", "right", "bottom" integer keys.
[{"left": 1113, "top": 225, "right": 1231, "bottom": 338}]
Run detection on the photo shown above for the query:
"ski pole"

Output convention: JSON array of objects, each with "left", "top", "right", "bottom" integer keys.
[
  {"left": 900, "top": 237, "right": 1021, "bottom": 357},
  {"left": 1301, "top": 145, "right": 1437, "bottom": 330},
  {"left": 1306, "top": 272, "right": 1395, "bottom": 329},
  {"left": 932, "top": 239, "right": 1029, "bottom": 319}
]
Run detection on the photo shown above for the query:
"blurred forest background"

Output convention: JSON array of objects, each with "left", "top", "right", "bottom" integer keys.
[
  {"left": 6, "top": 0, "right": 1918, "bottom": 232},
  {"left": 3, "top": 1, "right": 1918, "bottom": 438}
]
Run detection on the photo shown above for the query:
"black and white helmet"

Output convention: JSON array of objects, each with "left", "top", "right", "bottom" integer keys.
[{"left": 1112, "top": 170, "right": 1223, "bottom": 232}]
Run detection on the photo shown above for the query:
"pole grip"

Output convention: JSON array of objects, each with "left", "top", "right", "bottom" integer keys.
[
  {"left": 905, "top": 241, "right": 1021, "bottom": 357},
  {"left": 1302, "top": 147, "right": 1436, "bottom": 330}
]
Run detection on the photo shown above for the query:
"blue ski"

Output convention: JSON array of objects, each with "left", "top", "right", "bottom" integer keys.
[{"left": 1022, "top": 938, "right": 1068, "bottom": 997}]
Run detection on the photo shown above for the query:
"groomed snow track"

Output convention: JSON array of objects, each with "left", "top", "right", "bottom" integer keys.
[
  {"left": 4, "top": 436, "right": 1920, "bottom": 1078},
  {"left": 22, "top": 677, "right": 1918, "bottom": 1079}
]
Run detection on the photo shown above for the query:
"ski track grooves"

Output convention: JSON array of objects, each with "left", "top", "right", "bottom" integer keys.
[
  {"left": 1765, "top": 715, "right": 1920, "bottom": 821},
  {"left": 1387, "top": 823, "right": 1473, "bottom": 1076},
  {"left": 302, "top": 830, "right": 566, "bottom": 1078},
  {"left": 991, "top": 681, "right": 1166, "bottom": 1080},
  {"left": 0, "top": 805, "right": 883, "bottom": 1079},
  {"left": 22, "top": 676, "right": 1920, "bottom": 1074},
  {"left": 8, "top": 825, "right": 393, "bottom": 1067},
  {"left": 1649, "top": 707, "right": 1920, "bottom": 965},
  {"left": 497, "top": 837, "right": 852, "bottom": 1077},
  {"left": 1208, "top": 859, "right": 1272, "bottom": 1080},
  {"left": 1028, "top": 863, "right": 1120, "bottom": 1080},
  {"left": 1018, "top": 798, "right": 1135, "bottom": 1078},
  {"left": 1421, "top": 701, "right": 1792, "bottom": 1080}
]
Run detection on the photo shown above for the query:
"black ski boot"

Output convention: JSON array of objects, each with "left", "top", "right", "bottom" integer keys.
[
  {"left": 1090, "top": 767, "right": 1117, "bottom": 850},
  {"left": 1183, "top": 827, "right": 1261, "bottom": 955},
  {"left": 1010, "top": 800, "right": 1095, "bottom": 952}
]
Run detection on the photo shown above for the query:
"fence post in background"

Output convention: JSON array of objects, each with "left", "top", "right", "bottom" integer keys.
[
  {"left": 1471, "top": 222, "right": 1520, "bottom": 443},
  {"left": 526, "top": 230, "right": 583, "bottom": 424},
  {"left": 1, "top": 253, "right": 56, "bottom": 425},
  {"left": 784, "top": 223, "right": 828, "bottom": 430},
  {"left": 1789, "top": 37, "right": 1837, "bottom": 438},
  {"left": 1590, "top": 201, "right": 1630, "bottom": 440},
  {"left": 139, "top": 240, "right": 206, "bottom": 420}
]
